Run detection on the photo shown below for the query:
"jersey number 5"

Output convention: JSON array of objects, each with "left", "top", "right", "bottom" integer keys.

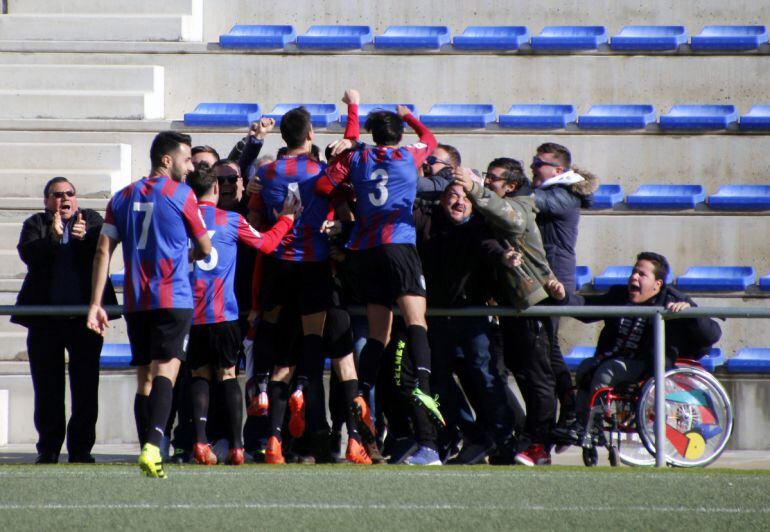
[
  {"left": 133, "top": 202, "right": 154, "bottom": 250},
  {"left": 368, "top": 168, "right": 389, "bottom": 207}
]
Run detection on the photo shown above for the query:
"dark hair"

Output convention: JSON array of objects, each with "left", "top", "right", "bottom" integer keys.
[
  {"left": 365, "top": 111, "right": 403, "bottom": 146},
  {"left": 310, "top": 144, "right": 321, "bottom": 162},
  {"left": 150, "top": 131, "right": 192, "bottom": 169},
  {"left": 213, "top": 158, "right": 240, "bottom": 175},
  {"left": 186, "top": 162, "right": 217, "bottom": 198},
  {"left": 437, "top": 144, "right": 461, "bottom": 167},
  {"left": 192, "top": 145, "right": 221, "bottom": 161},
  {"left": 636, "top": 251, "right": 670, "bottom": 283},
  {"left": 536, "top": 142, "right": 571, "bottom": 168},
  {"left": 280, "top": 107, "right": 313, "bottom": 149},
  {"left": 44, "top": 176, "right": 75, "bottom": 198},
  {"left": 487, "top": 157, "right": 530, "bottom": 191}
]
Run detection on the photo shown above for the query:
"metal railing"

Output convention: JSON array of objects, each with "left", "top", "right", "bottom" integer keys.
[{"left": 3, "top": 303, "right": 770, "bottom": 468}]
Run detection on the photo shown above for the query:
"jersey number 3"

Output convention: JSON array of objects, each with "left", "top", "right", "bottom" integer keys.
[
  {"left": 133, "top": 202, "right": 154, "bottom": 250},
  {"left": 368, "top": 169, "right": 389, "bottom": 207}
]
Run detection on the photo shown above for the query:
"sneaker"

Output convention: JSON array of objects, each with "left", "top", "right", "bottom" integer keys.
[
  {"left": 265, "top": 436, "right": 285, "bottom": 464},
  {"left": 288, "top": 389, "right": 306, "bottom": 438},
  {"left": 226, "top": 448, "right": 245, "bottom": 466},
  {"left": 170, "top": 448, "right": 190, "bottom": 464},
  {"left": 385, "top": 437, "right": 419, "bottom": 465},
  {"left": 193, "top": 442, "right": 218, "bottom": 465},
  {"left": 404, "top": 445, "right": 442, "bottom": 466},
  {"left": 514, "top": 443, "right": 551, "bottom": 467},
  {"left": 351, "top": 396, "right": 376, "bottom": 444},
  {"left": 551, "top": 420, "right": 584, "bottom": 451},
  {"left": 411, "top": 388, "right": 446, "bottom": 427},
  {"left": 138, "top": 443, "right": 167, "bottom": 479},
  {"left": 447, "top": 442, "right": 495, "bottom": 465},
  {"left": 345, "top": 439, "right": 372, "bottom": 465},
  {"left": 251, "top": 448, "right": 266, "bottom": 464},
  {"left": 364, "top": 440, "right": 387, "bottom": 464}
]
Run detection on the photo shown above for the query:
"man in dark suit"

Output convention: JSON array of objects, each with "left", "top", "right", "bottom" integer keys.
[{"left": 12, "top": 177, "right": 117, "bottom": 463}]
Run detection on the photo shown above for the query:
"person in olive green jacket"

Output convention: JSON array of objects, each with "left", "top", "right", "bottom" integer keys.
[{"left": 453, "top": 158, "right": 561, "bottom": 467}]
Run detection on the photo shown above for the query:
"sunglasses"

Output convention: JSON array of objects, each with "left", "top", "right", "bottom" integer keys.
[
  {"left": 482, "top": 171, "right": 507, "bottom": 182},
  {"left": 426, "top": 155, "right": 452, "bottom": 167},
  {"left": 531, "top": 156, "right": 562, "bottom": 168},
  {"left": 50, "top": 191, "right": 75, "bottom": 199},
  {"left": 217, "top": 176, "right": 239, "bottom": 185}
]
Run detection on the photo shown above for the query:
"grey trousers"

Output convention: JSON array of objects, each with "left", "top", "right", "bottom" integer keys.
[{"left": 575, "top": 357, "right": 649, "bottom": 422}]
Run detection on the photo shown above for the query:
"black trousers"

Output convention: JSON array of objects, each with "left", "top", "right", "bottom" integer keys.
[
  {"left": 500, "top": 316, "right": 556, "bottom": 443},
  {"left": 27, "top": 320, "right": 103, "bottom": 457}
]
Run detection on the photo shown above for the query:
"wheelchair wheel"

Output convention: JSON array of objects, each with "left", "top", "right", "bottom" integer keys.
[
  {"left": 636, "top": 367, "right": 733, "bottom": 467},
  {"left": 582, "top": 447, "right": 599, "bottom": 467},
  {"left": 608, "top": 445, "right": 620, "bottom": 467},
  {"left": 616, "top": 432, "right": 655, "bottom": 467}
]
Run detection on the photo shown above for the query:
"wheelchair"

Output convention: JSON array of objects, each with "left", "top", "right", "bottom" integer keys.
[{"left": 578, "top": 360, "right": 733, "bottom": 467}]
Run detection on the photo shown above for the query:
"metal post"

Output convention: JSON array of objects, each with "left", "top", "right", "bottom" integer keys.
[{"left": 653, "top": 311, "right": 667, "bottom": 468}]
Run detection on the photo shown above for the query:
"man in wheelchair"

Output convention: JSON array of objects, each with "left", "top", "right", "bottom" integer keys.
[{"left": 547, "top": 251, "right": 722, "bottom": 448}]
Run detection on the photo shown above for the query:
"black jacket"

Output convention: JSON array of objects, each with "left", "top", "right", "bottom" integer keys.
[
  {"left": 12, "top": 208, "right": 118, "bottom": 328},
  {"left": 414, "top": 204, "right": 498, "bottom": 307},
  {"left": 569, "top": 285, "right": 722, "bottom": 368},
  {"left": 534, "top": 168, "right": 598, "bottom": 292}
]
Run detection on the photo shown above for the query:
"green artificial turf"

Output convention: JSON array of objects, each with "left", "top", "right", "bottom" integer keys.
[{"left": 0, "top": 464, "right": 768, "bottom": 531}]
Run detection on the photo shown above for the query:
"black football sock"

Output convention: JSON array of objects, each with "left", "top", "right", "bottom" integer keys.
[
  {"left": 146, "top": 376, "right": 174, "bottom": 448},
  {"left": 340, "top": 379, "right": 362, "bottom": 442},
  {"left": 222, "top": 378, "right": 244, "bottom": 448},
  {"left": 267, "top": 380, "right": 290, "bottom": 440},
  {"left": 407, "top": 325, "right": 432, "bottom": 393},
  {"left": 134, "top": 393, "right": 150, "bottom": 448},
  {"left": 358, "top": 338, "right": 385, "bottom": 398},
  {"left": 189, "top": 376, "right": 210, "bottom": 444}
]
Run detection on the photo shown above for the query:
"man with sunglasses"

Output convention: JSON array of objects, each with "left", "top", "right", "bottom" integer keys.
[
  {"left": 530, "top": 143, "right": 599, "bottom": 442},
  {"left": 13, "top": 177, "right": 118, "bottom": 464},
  {"left": 417, "top": 145, "right": 462, "bottom": 200}
]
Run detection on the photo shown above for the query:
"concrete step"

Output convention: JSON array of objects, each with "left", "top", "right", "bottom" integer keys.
[
  {"left": 0, "top": 65, "right": 163, "bottom": 93},
  {"left": 0, "top": 142, "right": 131, "bottom": 170},
  {"left": 0, "top": 170, "right": 127, "bottom": 199},
  {"left": 0, "top": 250, "right": 26, "bottom": 280},
  {"left": 0, "top": 223, "right": 21, "bottom": 249},
  {"left": 11, "top": 0, "right": 200, "bottom": 16},
  {"left": 0, "top": 332, "right": 28, "bottom": 361},
  {"left": 0, "top": 90, "right": 163, "bottom": 120},
  {"left": 0, "top": 14, "right": 202, "bottom": 42}
]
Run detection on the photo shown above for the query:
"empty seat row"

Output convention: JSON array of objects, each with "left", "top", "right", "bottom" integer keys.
[
  {"left": 219, "top": 24, "right": 770, "bottom": 52},
  {"left": 582, "top": 265, "right": 770, "bottom": 292},
  {"left": 112, "top": 265, "right": 770, "bottom": 293},
  {"left": 565, "top": 347, "right": 770, "bottom": 373},
  {"left": 592, "top": 184, "right": 770, "bottom": 210},
  {"left": 183, "top": 102, "right": 770, "bottom": 131}
]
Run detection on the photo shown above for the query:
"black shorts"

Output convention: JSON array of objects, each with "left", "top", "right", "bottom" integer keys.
[
  {"left": 186, "top": 320, "right": 242, "bottom": 370},
  {"left": 125, "top": 308, "right": 193, "bottom": 366},
  {"left": 259, "top": 256, "right": 333, "bottom": 316},
  {"left": 356, "top": 244, "right": 427, "bottom": 308}
]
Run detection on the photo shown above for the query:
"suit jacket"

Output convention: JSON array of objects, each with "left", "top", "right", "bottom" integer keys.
[{"left": 12, "top": 208, "right": 118, "bottom": 328}]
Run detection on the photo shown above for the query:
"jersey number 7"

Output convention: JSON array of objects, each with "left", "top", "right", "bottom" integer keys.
[{"left": 133, "top": 202, "right": 154, "bottom": 250}]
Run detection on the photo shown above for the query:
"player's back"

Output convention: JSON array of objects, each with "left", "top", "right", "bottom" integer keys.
[
  {"left": 190, "top": 202, "right": 241, "bottom": 324},
  {"left": 258, "top": 154, "right": 330, "bottom": 262},
  {"left": 347, "top": 145, "right": 419, "bottom": 250},
  {"left": 104, "top": 176, "right": 204, "bottom": 312}
]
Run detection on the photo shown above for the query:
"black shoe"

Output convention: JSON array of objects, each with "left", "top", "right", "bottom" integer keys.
[
  {"left": 386, "top": 437, "right": 418, "bottom": 465},
  {"left": 68, "top": 454, "right": 95, "bottom": 463},
  {"left": 551, "top": 420, "right": 583, "bottom": 447},
  {"left": 447, "top": 442, "right": 496, "bottom": 465},
  {"left": 35, "top": 452, "right": 59, "bottom": 464},
  {"left": 171, "top": 448, "right": 191, "bottom": 464}
]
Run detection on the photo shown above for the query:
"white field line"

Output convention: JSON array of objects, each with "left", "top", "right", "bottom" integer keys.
[{"left": 0, "top": 502, "right": 767, "bottom": 514}]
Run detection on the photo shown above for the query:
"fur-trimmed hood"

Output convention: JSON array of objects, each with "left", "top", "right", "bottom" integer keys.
[{"left": 569, "top": 166, "right": 600, "bottom": 199}]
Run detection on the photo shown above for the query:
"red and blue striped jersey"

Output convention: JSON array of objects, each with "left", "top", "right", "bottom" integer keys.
[
  {"left": 190, "top": 202, "right": 293, "bottom": 325},
  {"left": 257, "top": 154, "right": 330, "bottom": 262},
  {"left": 102, "top": 176, "right": 207, "bottom": 313}
]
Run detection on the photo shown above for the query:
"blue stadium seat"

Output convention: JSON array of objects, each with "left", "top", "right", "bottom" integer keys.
[
  {"left": 218, "top": 25, "right": 296, "bottom": 49},
  {"left": 530, "top": 26, "right": 608, "bottom": 50},
  {"left": 296, "top": 25, "right": 373, "bottom": 49},
  {"left": 590, "top": 184, "right": 624, "bottom": 209},
  {"left": 100, "top": 344, "right": 132, "bottom": 369},
  {"left": 375, "top": 26, "right": 451, "bottom": 49},
  {"left": 183, "top": 103, "right": 261, "bottom": 127},
  {"left": 610, "top": 25, "right": 687, "bottom": 51},
  {"left": 690, "top": 25, "right": 769, "bottom": 51},
  {"left": 759, "top": 272, "right": 770, "bottom": 291},
  {"left": 697, "top": 348, "right": 724, "bottom": 372},
  {"left": 577, "top": 105, "right": 656, "bottom": 129},
  {"left": 419, "top": 104, "right": 496, "bottom": 128},
  {"left": 708, "top": 185, "right": 770, "bottom": 211},
  {"left": 593, "top": 265, "right": 674, "bottom": 290},
  {"left": 659, "top": 105, "right": 738, "bottom": 130},
  {"left": 726, "top": 348, "right": 770, "bottom": 373},
  {"left": 340, "top": 104, "right": 417, "bottom": 126},
  {"left": 575, "top": 265, "right": 592, "bottom": 290},
  {"left": 564, "top": 346, "right": 595, "bottom": 371},
  {"left": 264, "top": 103, "right": 339, "bottom": 128},
  {"left": 739, "top": 105, "right": 770, "bottom": 130},
  {"left": 110, "top": 270, "right": 124, "bottom": 289},
  {"left": 498, "top": 104, "right": 576, "bottom": 129},
  {"left": 626, "top": 184, "right": 706, "bottom": 209},
  {"left": 453, "top": 26, "right": 530, "bottom": 50},
  {"left": 676, "top": 266, "right": 756, "bottom": 291}
]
